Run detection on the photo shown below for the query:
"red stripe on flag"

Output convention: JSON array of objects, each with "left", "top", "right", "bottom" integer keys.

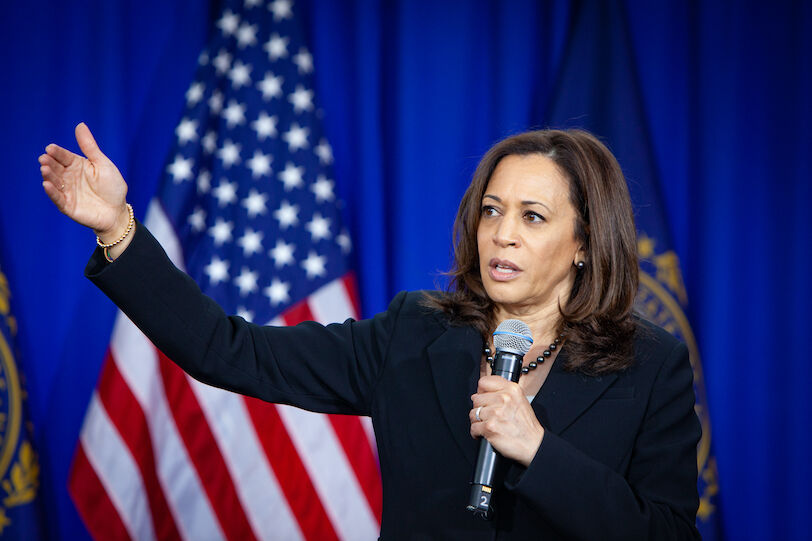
[
  {"left": 341, "top": 273, "right": 362, "bottom": 319},
  {"left": 156, "top": 350, "right": 257, "bottom": 541},
  {"left": 282, "top": 297, "right": 316, "bottom": 325},
  {"left": 69, "top": 444, "right": 133, "bottom": 541},
  {"left": 328, "top": 415, "right": 383, "bottom": 523},
  {"left": 243, "top": 397, "right": 340, "bottom": 541},
  {"left": 97, "top": 352, "right": 182, "bottom": 540}
]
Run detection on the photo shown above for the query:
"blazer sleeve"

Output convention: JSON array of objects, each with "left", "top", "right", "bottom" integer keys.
[
  {"left": 504, "top": 341, "right": 701, "bottom": 540},
  {"left": 86, "top": 220, "right": 406, "bottom": 416}
]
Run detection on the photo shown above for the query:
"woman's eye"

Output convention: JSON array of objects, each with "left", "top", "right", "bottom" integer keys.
[
  {"left": 525, "top": 211, "right": 545, "bottom": 223},
  {"left": 481, "top": 205, "right": 499, "bottom": 216}
]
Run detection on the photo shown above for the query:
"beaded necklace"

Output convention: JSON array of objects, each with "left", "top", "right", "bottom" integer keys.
[{"left": 483, "top": 334, "right": 564, "bottom": 374}]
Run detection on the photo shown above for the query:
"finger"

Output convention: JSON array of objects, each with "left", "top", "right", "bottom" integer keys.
[
  {"left": 469, "top": 405, "right": 483, "bottom": 424},
  {"left": 75, "top": 122, "right": 106, "bottom": 162},
  {"left": 40, "top": 164, "right": 63, "bottom": 186},
  {"left": 39, "top": 153, "right": 65, "bottom": 176},
  {"left": 45, "top": 143, "right": 78, "bottom": 168},
  {"left": 42, "top": 180, "right": 66, "bottom": 211},
  {"left": 477, "top": 375, "right": 513, "bottom": 393}
]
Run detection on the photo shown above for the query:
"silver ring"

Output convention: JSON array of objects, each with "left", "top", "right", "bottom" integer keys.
[{"left": 475, "top": 406, "right": 482, "bottom": 422}]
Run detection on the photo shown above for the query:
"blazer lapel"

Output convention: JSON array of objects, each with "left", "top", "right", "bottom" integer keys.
[
  {"left": 535, "top": 348, "right": 618, "bottom": 435},
  {"left": 426, "top": 322, "right": 482, "bottom": 466}
]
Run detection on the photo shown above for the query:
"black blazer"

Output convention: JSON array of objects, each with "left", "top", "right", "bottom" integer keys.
[{"left": 87, "top": 222, "right": 701, "bottom": 540}]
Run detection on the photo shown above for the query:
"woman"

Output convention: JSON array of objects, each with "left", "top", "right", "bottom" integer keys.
[{"left": 39, "top": 125, "right": 700, "bottom": 539}]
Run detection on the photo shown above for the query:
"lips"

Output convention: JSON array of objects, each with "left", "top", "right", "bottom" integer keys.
[{"left": 488, "top": 258, "right": 521, "bottom": 281}]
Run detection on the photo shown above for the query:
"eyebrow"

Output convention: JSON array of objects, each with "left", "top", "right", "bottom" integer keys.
[{"left": 482, "top": 194, "right": 552, "bottom": 213}]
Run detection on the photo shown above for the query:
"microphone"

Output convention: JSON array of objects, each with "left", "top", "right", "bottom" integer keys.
[{"left": 466, "top": 319, "right": 533, "bottom": 520}]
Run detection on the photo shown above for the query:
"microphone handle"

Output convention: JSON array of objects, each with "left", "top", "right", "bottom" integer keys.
[{"left": 466, "top": 350, "right": 523, "bottom": 519}]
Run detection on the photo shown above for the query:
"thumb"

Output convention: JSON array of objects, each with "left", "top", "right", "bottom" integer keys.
[{"left": 75, "top": 122, "right": 106, "bottom": 162}]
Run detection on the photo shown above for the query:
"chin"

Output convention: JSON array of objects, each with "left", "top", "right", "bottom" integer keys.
[{"left": 482, "top": 281, "right": 526, "bottom": 307}]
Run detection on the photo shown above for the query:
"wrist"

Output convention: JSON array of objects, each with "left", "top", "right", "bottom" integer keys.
[
  {"left": 95, "top": 204, "right": 132, "bottom": 245},
  {"left": 95, "top": 204, "right": 135, "bottom": 262},
  {"left": 519, "top": 427, "right": 544, "bottom": 468}
]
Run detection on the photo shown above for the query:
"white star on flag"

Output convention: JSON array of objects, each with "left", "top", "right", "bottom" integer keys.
[
  {"left": 229, "top": 61, "right": 252, "bottom": 89},
  {"left": 269, "top": 0, "right": 293, "bottom": 21},
  {"left": 289, "top": 84, "right": 314, "bottom": 113},
  {"left": 188, "top": 207, "right": 206, "bottom": 232},
  {"left": 218, "top": 140, "right": 242, "bottom": 167},
  {"left": 186, "top": 82, "right": 204, "bottom": 106},
  {"left": 301, "top": 251, "right": 327, "bottom": 279},
  {"left": 236, "top": 23, "right": 258, "bottom": 48},
  {"left": 336, "top": 230, "right": 352, "bottom": 254},
  {"left": 257, "top": 72, "right": 284, "bottom": 100},
  {"left": 315, "top": 139, "right": 333, "bottom": 165},
  {"left": 264, "top": 33, "right": 288, "bottom": 61},
  {"left": 212, "top": 49, "right": 232, "bottom": 75},
  {"left": 269, "top": 239, "right": 295, "bottom": 268},
  {"left": 208, "top": 90, "right": 224, "bottom": 113},
  {"left": 246, "top": 150, "right": 272, "bottom": 178},
  {"left": 197, "top": 169, "right": 212, "bottom": 193},
  {"left": 176, "top": 118, "right": 198, "bottom": 144},
  {"left": 305, "top": 213, "right": 332, "bottom": 241},
  {"left": 264, "top": 278, "right": 291, "bottom": 305},
  {"left": 252, "top": 112, "right": 278, "bottom": 139},
  {"left": 278, "top": 163, "right": 304, "bottom": 190},
  {"left": 217, "top": 10, "right": 239, "bottom": 36},
  {"left": 236, "top": 306, "right": 254, "bottom": 322},
  {"left": 242, "top": 189, "right": 269, "bottom": 217},
  {"left": 311, "top": 175, "right": 335, "bottom": 202},
  {"left": 273, "top": 200, "right": 299, "bottom": 229},
  {"left": 168, "top": 155, "right": 194, "bottom": 183},
  {"left": 223, "top": 100, "right": 247, "bottom": 127},
  {"left": 282, "top": 123, "right": 309, "bottom": 151},
  {"left": 204, "top": 256, "right": 230, "bottom": 284},
  {"left": 234, "top": 267, "right": 259, "bottom": 295},
  {"left": 214, "top": 179, "right": 238, "bottom": 206},
  {"left": 202, "top": 131, "right": 217, "bottom": 154},
  {"left": 293, "top": 47, "right": 313, "bottom": 74},
  {"left": 237, "top": 228, "right": 264, "bottom": 256},
  {"left": 209, "top": 218, "right": 234, "bottom": 245}
]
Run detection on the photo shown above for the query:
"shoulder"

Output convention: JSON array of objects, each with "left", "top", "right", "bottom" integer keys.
[
  {"left": 385, "top": 290, "right": 446, "bottom": 320},
  {"left": 632, "top": 316, "right": 684, "bottom": 358},
  {"left": 372, "top": 291, "right": 453, "bottom": 336},
  {"left": 627, "top": 315, "right": 690, "bottom": 382}
]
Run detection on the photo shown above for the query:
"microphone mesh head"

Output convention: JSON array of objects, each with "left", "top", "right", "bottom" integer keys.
[{"left": 493, "top": 320, "right": 534, "bottom": 355}]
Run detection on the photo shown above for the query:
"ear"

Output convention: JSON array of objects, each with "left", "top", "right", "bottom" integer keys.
[{"left": 574, "top": 245, "right": 586, "bottom": 266}]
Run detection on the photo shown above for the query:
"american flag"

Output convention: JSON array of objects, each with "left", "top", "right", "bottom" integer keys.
[{"left": 69, "top": 1, "right": 382, "bottom": 539}]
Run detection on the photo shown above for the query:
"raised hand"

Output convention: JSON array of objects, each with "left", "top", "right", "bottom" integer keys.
[{"left": 39, "top": 123, "right": 130, "bottom": 242}]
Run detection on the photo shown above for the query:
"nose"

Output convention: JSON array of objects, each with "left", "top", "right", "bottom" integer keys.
[{"left": 492, "top": 215, "right": 520, "bottom": 247}]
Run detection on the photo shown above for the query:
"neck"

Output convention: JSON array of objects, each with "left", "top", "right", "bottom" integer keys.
[{"left": 493, "top": 300, "right": 562, "bottom": 347}]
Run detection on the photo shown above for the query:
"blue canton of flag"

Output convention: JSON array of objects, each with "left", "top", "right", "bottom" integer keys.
[{"left": 160, "top": 0, "right": 350, "bottom": 322}]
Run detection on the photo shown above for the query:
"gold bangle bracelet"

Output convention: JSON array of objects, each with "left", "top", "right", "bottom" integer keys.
[{"left": 96, "top": 204, "right": 134, "bottom": 261}]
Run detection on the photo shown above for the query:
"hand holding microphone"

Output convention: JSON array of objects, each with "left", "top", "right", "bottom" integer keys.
[{"left": 467, "top": 320, "right": 545, "bottom": 519}]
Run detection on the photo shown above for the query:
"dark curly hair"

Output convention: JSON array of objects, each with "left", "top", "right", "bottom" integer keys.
[{"left": 424, "top": 129, "right": 639, "bottom": 374}]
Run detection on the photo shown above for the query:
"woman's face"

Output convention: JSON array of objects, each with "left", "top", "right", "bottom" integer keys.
[{"left": 477, "top": 154, "right": 583, "bottom": 314}]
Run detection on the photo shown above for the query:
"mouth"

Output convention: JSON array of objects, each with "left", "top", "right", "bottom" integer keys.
[{"left": 487, "top": 258, "right": 521, "bottom": 281}]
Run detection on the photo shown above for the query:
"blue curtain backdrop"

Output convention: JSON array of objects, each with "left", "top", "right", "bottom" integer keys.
[{"left": 1, "top": 1, "right": 809, "bottom": 539}]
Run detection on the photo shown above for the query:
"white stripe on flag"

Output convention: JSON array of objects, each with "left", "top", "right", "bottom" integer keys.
[
  {"left": 80, "top": 394, "right": 157, "bottom": 541},
  {"left": 308, "top": 278, "right": 357, "bottom": 322},
  {"left": 309, "top": 280, "right": 380, "bottom": 457},
  {"left": 111, "top": 320, "right": 225, "bottom": 541},
  {"left": 147, "top": 200, "right": 186, "bottom": 269},
  {"left": 188, "top": 378, "right": 305, "bottom": 541},
  {"left": 277, "top": 405, "right": 380, "bottom": 541}
]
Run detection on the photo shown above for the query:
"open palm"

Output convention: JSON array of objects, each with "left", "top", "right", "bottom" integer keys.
[{"left": 39, "top": 123, "right": 128, "bottom": 235}]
